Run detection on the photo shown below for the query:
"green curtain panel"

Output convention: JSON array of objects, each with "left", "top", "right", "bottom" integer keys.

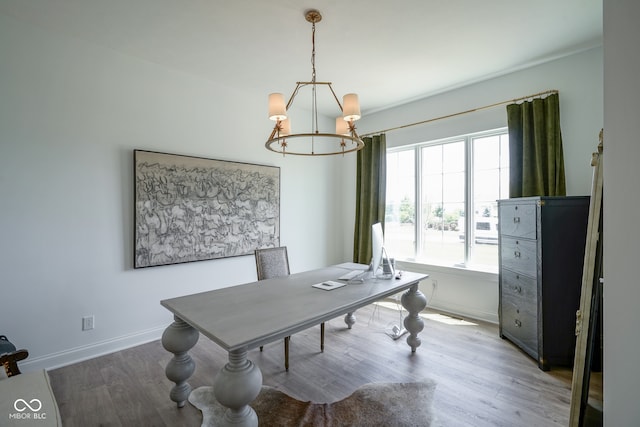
[
  {"left": 353, "top": 134, "right": 387, "bottom": 264},
  {"left": 507, "top": 93, "right": 566, "bottom": 197}
]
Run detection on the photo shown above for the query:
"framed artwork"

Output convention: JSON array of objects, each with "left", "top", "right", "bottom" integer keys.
[{"left": 134, "top": 150, "right": 280, "bottom": 268}]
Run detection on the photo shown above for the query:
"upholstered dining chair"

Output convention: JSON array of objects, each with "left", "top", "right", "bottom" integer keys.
[{"left": 254, "top": 246, "right": 325, "bottom": 371}]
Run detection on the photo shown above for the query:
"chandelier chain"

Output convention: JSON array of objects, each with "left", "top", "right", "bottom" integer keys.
[
  {"left": 311, "top": 19, "right": 319, "bottom": 146},
  {"left": 311, "top": 21, "right": 316, "bottom": 83}
]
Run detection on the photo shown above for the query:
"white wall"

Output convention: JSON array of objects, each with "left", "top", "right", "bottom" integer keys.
[
  {"left": 344, "top": 47, "right": 603, "bottom": 323},
  {"left": 0, "top": 14, "right": 350, "bottom": 371},
  {"left": 603, "top": 1, "right": 640, "bottom": 424}
]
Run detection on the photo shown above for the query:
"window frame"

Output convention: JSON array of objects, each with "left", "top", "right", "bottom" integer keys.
[{"left": 386, "top": 127, "right": 508, "bottom": 273}]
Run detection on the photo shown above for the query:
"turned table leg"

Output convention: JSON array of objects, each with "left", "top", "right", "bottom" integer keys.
[
  {"left": 214, "top": 347, "right": 262, "bottom": 427},
  {"left": 401, "top": 283, "right": 428, "bottom": 353},
  {"left": 162, "top": 315, "right": 199, "bottom": 408},
  {"left": 344, "top": 311, "right": 356, "bottom": 329}
]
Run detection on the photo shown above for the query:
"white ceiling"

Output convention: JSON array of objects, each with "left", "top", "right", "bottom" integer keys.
[{"left": 1, "top": 0, "right": 602, "bottom": 115}]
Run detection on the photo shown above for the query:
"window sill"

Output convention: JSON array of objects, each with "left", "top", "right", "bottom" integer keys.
[{"left": 395, "top": 260, "right": 498, "bottom": 282}]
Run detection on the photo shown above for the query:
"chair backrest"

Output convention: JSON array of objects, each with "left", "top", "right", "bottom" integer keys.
[{"left": 255, "top": 247, "right": 290, "bottom": 280}]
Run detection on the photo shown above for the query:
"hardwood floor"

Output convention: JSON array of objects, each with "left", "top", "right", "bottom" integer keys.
[{"left": 48, "top": 302, "right": 602, "bottom": 426}]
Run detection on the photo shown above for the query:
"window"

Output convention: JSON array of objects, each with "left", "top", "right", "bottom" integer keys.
[{"left": 385, "top": 129, "right": 509, "bottom": 270}]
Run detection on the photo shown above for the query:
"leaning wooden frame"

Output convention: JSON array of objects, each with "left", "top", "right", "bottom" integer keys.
[{"left": 569, "top": 130, "right": 604, "bottom": 426}]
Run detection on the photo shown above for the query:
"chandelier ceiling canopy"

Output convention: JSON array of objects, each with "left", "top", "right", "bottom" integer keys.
[{"left": 266, "top": 9, "right": 365, "bottom": 156}]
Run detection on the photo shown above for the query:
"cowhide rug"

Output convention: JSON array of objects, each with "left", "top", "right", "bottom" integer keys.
[{"left": 189, "top": 380, "right": 437, "bottom": 426}]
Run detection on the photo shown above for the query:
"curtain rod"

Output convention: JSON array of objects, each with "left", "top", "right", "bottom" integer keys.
[{"left": 360, "top": 89, "right": 558, "bottom": 137}]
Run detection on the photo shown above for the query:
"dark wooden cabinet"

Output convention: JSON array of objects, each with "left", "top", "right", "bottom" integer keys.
[{"left": 498, "top": 196, "right": 589, "bottom": 370}]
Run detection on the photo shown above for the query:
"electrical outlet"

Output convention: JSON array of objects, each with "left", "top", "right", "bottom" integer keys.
[{"left": 82, "top": 315, "right": 95, "bottom": 331}]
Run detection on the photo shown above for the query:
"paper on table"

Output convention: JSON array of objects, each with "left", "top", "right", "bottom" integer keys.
[{"left": 312, "top": 281, "right": 346, "bottom": 291}]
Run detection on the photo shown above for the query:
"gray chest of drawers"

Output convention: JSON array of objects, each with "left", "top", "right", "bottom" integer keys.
[{"left": 498, "top": 196, "right": 589, "bottom": 370}]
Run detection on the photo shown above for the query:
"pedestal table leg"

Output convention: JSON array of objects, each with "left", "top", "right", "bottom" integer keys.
[
  {"left": 344, "top": 311, "right": 356, "bottom": 329},
  {"left": 162, "top": 315, "right": 199, "bottom": 408},
  {"left": 401, "top": 283, "right": 428, "bottom": 353},
  {"left": 214, "top": 347, "right": 262, "bottom": 427}
]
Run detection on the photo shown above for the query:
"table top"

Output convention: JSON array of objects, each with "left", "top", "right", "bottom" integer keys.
[{"left": 161, "top": 263, "right": 428, "bottom": 351}]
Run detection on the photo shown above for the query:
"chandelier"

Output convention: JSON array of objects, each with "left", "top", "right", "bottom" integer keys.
[{"left": 266, "top": 9, "right": 364, "bottom": 156}]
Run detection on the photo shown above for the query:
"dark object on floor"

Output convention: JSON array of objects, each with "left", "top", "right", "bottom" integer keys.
[{"left": 0, "top": 335, "right": 29, "bottom": 377}]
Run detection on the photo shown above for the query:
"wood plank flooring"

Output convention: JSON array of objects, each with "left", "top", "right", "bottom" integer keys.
[{"left": 48, "top": 302, "right": 602, "bottom": 426}]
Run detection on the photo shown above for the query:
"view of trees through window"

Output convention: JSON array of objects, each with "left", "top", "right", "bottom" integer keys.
[{"left": 385, "top": 129, "right": 509, "bottom": 270}]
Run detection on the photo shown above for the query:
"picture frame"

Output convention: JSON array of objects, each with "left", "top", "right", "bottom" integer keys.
[{"left": 134, "top": 150, "right": 280, "bottom": 268}]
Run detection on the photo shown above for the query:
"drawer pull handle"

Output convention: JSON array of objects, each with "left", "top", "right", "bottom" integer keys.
[
  {"left": 513, "top": 217, "right": 520, "bottom": 223},
  {"left": 514, "top": 319, "right": 522, "bottom": 328},
  {"left": 514, "top": 251, "right": 521, "bottom": 258}
]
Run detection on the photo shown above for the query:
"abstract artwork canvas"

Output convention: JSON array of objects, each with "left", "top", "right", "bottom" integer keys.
[{"left": 134, "top": 150, "right": 280, "bottom": 268}]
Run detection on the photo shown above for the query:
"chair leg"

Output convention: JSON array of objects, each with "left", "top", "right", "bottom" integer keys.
[
  {"left": 284, "top": 336, "right": 290, "bottom": 372},
  {"left": 320, "top": 322, "right": 325, "bottom": 352}
]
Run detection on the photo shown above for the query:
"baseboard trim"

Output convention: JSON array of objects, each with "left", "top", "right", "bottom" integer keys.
[
  {"left": 427, "top": 301, "right": 498, "bottom": 324},
  {"left": 379, "top": 297, "right": 498, "bottom": 324},
  {"left": 21, "top": 326, "right": 166, "bottom": 373}
]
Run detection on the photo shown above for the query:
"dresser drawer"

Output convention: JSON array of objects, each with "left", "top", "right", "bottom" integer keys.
[
  {"left": 500, "top": 237, "right": 537, "bottom": 278},
  {"left": 498, "top": 202, "right": 537, "bottom": 239},
  {"left": 501, "top": 295, "right": 538, "bottom": 358},
  {"left": 501, "top": 268, "right": 537, "bottom": 304},
  {"left": 500, "top": 300, "right": 538, "bottom": 359}
]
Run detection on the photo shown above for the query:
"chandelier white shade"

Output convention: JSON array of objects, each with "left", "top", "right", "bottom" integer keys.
[
  {"left": 342, "top": 94, "right": 361, "bottom": 122},
  {"left": 335, "top": 116, "right": 350, "bottom": 135},
  {"left": 268, "top": 93, "right": 287, "bottom": 121},
  {"left": 265, "top": 9, "right": 364, "bottom": 156}
]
